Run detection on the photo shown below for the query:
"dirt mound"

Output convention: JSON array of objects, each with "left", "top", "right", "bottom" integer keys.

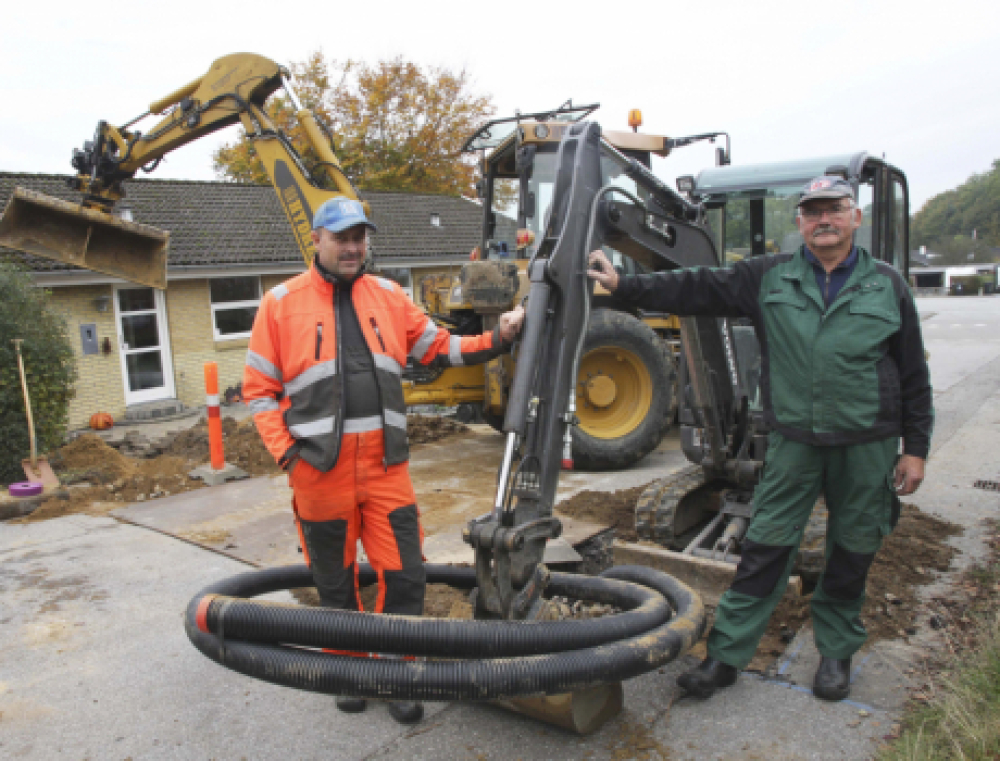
[
  {"left": 407, "top": 414, "right": 468, "bottom": 446},
  {"left": 49, "top": 435, "right": 133, "bottom": 485},
  {"left": 555, "top": 483, "right": 650, "bottom": 542},
  {"left": 163, "top": 417, "right": 280, "bottom": 477},
  {"left": 15, "top": 486, "right": 122, "bottom": 524},
  {"left": 117, "top": 456, "right": 206, "bottom": 502},
  {"left": 226, "top": 419, "right": 283, "bottom": 475},
  {"left": 165, "top": 417, "right": 239, "bottom": 462}
]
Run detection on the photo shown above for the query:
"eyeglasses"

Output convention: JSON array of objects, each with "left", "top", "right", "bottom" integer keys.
[{"left": 799, "top": 203, "right": 854, "bottom": 221}]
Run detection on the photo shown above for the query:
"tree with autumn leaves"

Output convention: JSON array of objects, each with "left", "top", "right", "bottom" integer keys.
[{"left": 213, "top": 52, "right": 494, "bottom": 198}]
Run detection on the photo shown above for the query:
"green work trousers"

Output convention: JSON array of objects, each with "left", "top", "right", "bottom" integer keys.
[{"left": 707, "top": 432, "right": 901, "bottom": 668}]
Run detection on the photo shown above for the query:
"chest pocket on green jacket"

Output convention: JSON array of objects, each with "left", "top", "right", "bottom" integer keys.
[
  {"left": 846, "top": 290, "right": 900, "bottom": 345},
  {"left": 762, "top": 287, "right": 809, "bottom": 345}
]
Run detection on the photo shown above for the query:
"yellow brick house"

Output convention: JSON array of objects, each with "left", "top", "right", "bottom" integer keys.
[{"left": 0, "top": 173, "right": 505, "bottom": 430}]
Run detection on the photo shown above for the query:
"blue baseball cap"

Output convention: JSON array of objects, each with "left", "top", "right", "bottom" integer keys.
[{"left": 313, "top": 198, "right": 378, "bottom": 233}]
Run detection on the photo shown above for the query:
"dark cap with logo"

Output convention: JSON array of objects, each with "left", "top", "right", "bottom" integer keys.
[{"left": 797, "top": 176, "right": 855, "bottom": 207}]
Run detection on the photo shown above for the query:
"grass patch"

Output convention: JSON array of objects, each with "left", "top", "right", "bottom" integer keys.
[{"left": 878, "top": 522, "right": 1000, "bottom": 761}]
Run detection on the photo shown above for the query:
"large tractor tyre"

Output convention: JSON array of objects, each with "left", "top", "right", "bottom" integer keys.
[{"left": 572, "top": 309, "right": 676, "bottom": 471}]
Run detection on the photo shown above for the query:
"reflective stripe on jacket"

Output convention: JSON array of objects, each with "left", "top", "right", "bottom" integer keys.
[{"left": 243, "top": 266, "right": 507, "bottom": 472}]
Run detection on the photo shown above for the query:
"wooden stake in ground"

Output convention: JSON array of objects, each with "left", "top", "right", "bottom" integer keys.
[{"left": 13, "top": 338, "right": 60, "bottom": 488}]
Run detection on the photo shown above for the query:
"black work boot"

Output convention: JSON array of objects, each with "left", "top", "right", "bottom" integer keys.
[
  {"left": 387, "top": 701, "right": 424, "bottom": 724},
  {"left": 676, "top": 657, "right": 738, "bottom": 699},
  {"left": 813, "top": 656, "right": 852, "bottom": 701},
  {"left": 336, "top": 696, "right": 368, "bottom": 713}
]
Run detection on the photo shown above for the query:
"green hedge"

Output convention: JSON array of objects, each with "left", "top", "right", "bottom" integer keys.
[{"left": 0, "top": 262, "right": 77, "bottom": 485}]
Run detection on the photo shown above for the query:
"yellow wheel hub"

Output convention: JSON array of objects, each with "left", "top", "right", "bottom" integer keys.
[
  {"left": 584, "top": 375, "right": 618, "bottom": 408},
  {"left": 576, "top": 346, "right": 654, "bottom": 439}
]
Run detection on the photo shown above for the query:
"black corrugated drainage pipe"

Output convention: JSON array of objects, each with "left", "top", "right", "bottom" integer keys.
[{"left": 184, "top": 564, "right": 705, "bottom": 702}]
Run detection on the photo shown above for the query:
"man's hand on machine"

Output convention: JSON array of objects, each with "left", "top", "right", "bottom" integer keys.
[
  {"left": 894, "top": 454, "right": 925, "bottom": 496},
  {"left": 587, "top": 250, "right": 619, "bottom": 292},
  {"left": 499, "top": 305, "right": 526, "bottom": 342}
]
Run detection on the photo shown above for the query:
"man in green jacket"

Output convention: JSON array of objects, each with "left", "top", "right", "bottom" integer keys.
[{"left": 588, "top": 176, "right": 933, "bottom": 702}]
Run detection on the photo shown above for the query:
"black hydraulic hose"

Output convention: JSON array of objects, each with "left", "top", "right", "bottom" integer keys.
[{"left": 184, "top": 564, "right": 705, "bottom": 702}]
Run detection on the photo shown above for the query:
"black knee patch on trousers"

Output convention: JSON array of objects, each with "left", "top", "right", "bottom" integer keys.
[
  {"left": 383, "top": 504, "right": 426, "bottom": 615},
  {"left": 300, "top": 518, "right": 359, "bottom": 610},
  {"left": 731, "top": 540, "right": 794, "bottom": 598},
  {"left": 822, "top": 542, "right": 876, "bottom": 601}
]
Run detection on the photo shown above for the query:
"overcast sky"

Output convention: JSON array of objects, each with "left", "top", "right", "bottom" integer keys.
[{"left": 4, "top": 0, "right": 998, "bottom": 213}]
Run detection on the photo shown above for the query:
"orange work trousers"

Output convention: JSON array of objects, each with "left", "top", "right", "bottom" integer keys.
[{"left": 290, "top": 429, "right": 426, "bottom": 615}]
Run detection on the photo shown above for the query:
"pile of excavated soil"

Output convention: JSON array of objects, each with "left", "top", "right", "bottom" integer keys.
[
  {"left": 748, "top": 501, "right": 961, "bottom": 670},
  {"left": 18, "top": 453, "right": 208, "bottom": 525},
  {"left": 407, "top": 414, "right": 468, "bottom": 446},
  {"left": 166, "top": 417, "right": 280, "bottom": 477},
  {"left": 14, "top": 486, "right": 122, "bottom": 524},
  {"left": 165, "top": 417, "right": 240, "bottom": 463},
  {"left": 554, "top": 483, "right": 650, "bottom": 542},
  {"left": 48, "top": 434, "right": 134, "bottom": 485}
]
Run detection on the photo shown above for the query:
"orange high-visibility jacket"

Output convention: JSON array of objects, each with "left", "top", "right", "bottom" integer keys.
[{"left": 243, "top": 267, "right": 506, "bottom": 472}]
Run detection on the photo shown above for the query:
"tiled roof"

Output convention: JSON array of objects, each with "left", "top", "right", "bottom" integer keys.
[{"left": 0, "top": 173, "right": 513, "bottom": 273}]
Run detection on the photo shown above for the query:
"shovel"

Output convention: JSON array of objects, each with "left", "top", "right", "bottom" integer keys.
[{"left": 12, "top": 339, "right": 60, "bottom": 489}]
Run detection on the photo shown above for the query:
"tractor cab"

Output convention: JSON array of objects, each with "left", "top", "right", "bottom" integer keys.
[
  {"left": 463, "top": 102, "right": 679, "bottom": 277},
  {"left": 682, "top": 152, "right": 910, "bottom": 278}
]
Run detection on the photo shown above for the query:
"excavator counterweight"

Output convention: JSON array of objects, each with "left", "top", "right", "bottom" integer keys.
[{"left": 0, "top": 188, "right": 169, "bottom": 289}]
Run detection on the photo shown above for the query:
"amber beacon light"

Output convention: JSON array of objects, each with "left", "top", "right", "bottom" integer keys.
[{"left": 628, "top": 109, "right": 643, "bottom": 132}]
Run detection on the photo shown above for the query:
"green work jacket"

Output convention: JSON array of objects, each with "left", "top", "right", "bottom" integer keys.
[{"left": 615, "top": 247, "right": 933, "bottom": 458}]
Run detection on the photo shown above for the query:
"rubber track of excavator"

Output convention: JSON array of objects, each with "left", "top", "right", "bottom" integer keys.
[
  {"left": 634, "top": 463, "right": 707, "bottom": 546},
  {"left": 635, "top": 464, "right": 828, "bottom": 581}
]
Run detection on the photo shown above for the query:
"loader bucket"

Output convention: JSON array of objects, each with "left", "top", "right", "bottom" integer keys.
[{"left": 0, "top": 188, "right": 168, "bottom": 289}]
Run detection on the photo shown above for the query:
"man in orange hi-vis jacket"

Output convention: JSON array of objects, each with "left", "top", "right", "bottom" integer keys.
[{"left": 243, "top": 198, "right": 524, "bottom": 724}]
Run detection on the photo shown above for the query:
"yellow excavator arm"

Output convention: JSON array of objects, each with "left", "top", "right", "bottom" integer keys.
[{"left": 0, "top": 52, "right": 361, "bottom": 287}]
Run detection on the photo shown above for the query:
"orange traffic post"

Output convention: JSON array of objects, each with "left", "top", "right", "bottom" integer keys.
[{"left": 205, "top": 362, "right": 225, "bottom": 471}]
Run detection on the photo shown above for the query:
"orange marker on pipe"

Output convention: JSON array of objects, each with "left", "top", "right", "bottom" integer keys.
[{"left": 205, "top": 362, "right": 225, "bottom": 471}]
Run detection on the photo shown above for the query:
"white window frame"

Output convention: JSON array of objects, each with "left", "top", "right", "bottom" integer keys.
[{"left": 210, "top": 276, "right": 262, "bottom": 341}]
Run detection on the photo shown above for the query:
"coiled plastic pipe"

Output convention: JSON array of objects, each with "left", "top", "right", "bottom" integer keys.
[{"left": 184, "top": 564, "right": 705, "bottom": 702}]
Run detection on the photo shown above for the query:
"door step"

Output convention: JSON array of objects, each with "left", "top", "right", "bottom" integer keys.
[{"left": 124, "top": 399, "right": 187, "bottom": 422}]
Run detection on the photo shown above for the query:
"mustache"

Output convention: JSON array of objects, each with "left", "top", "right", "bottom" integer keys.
[{"left": 813, "top": 225, "right": 838, "bottom": 235}]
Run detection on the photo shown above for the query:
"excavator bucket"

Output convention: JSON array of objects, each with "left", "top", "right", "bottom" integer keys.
[{"left": 0, "top": 188, "right": 168, "bottom": 289}]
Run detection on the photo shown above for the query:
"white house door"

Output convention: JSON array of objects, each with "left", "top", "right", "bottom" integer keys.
[{"left": 114, "top": 286, "right": 175, "bottom": 406}]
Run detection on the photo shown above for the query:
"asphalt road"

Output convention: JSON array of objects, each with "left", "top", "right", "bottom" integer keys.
[{"left": 2, "top": 296, "right": 998, "bottom": 761}]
